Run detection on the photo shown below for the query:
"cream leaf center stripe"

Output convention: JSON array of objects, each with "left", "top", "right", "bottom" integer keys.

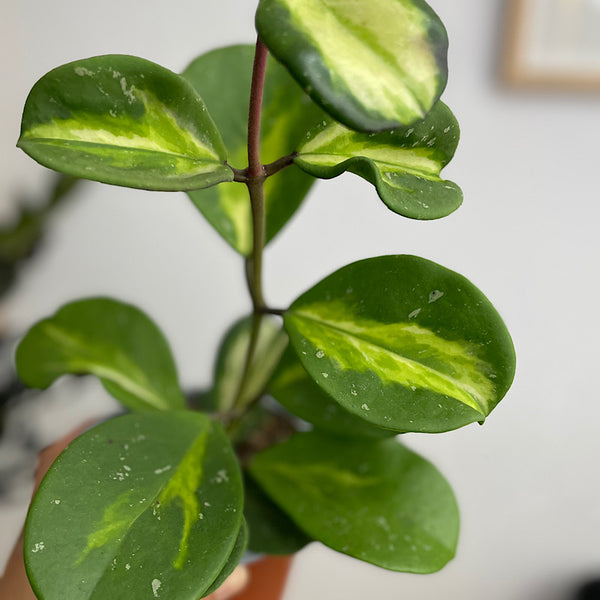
[
  {"left": 290, "top": 305, "right": 494, "bottom": 414},
  {"left": 284, "top": 0, "right": 438, "bottom": 120}
]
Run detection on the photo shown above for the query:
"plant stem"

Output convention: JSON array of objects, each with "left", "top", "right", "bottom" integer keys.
[
  {"left": 230, "top": 38, "right": 269, "bottom": 423},
  {"left": 246, "top": 38, "right": 268, "bottom": 311}
]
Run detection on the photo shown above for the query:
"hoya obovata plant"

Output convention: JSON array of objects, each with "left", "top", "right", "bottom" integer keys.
[{"left": 15, "top": 1, "right": 516, "bottom": 598}]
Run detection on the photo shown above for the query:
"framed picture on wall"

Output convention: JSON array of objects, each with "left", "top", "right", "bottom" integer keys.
[{"left": 503, "top": 0, "right": 600, "bottom": 89}]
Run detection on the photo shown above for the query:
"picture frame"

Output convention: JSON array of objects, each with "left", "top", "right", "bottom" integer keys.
[{"left": 503, "top": 0, "right": 600, "bottom": 90}]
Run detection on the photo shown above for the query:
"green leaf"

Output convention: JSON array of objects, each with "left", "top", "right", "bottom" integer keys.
[
  {"left": 182, "top": 45, "right": 327, "bottom": 254},
  {"left": 16, "top": 298, "right": 185, "bottom": 411},
  {"left": 256, "top": 0, "right": 448, "bottom": 132},
  {"left": 243, "top": 474, "right": 311, "bottom": 555},
  {"left": 18, "top": 55, "right": 232, "bottom": 191},
  {"left": 295, "top": 103, "right": 462, "bottom": 220},
  {"left": 284, "top": 256, "right": 516, "bottom": 433},
  {"left": 212, "top": 315, "right": 288, "bottom": 413},
  {"left": 202, "top": 520, "right": 248, "bottom": 598},
  {"left": 250, "top": 432, "right": 458, "bottom": 573},
  {"left": 24, "top": 412, "right": 244, "bottom": 600},
  {"left": 270, "top": 346, "right": 395, "bottom": 439}
]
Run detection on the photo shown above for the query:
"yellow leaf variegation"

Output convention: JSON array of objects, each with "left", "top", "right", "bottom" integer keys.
[
  {"left": 18, "top": 55, "right": 232, "bottom": 191},
  {"left": 284, "top": 256, "right": 516, "bottom": 433},
  {"left": 24, "top": 413, "right": 244, "bottom": 600},
  {"left": 182, "top": 45, "right": 327, "bottom": 254},
  {"left": 256, "top": 0, "right": 449, "bottom": 132},
  {"left": 295, "top": 102, "right": 462, "bottom": 220}
]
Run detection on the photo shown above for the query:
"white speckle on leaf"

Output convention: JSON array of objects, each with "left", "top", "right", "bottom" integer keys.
[
  {"left": 213, "top": 469, "right": 229, "bottom": 484},
  {"left": 198, "top": 512, "right": 204, "bottom": 519},
  {"left": 32, "top": 542, "right": 45, "bottom": 553},
  {"left": 125, "top": 563, "right": 131, "bottom": 570},
  {"left": 53, "top": 499, "right": 61, "bottom": 505},
  {"left": 154, "top": 465, "right": 172, "bottom": 475},
  {"left": 120, "top": 77, "right": 136, "bottom": 103},
  {"left": 152, "top": 579, "right": 161, "bottom": 597},
  {"left": 123, "top": 465, "right": 131, "bottom": 472},
  {"left": 443, "top": 126, "right": 451, "bottom": 133},
  {"left": 321, "top": 372, "right": 329, "bottom": 378},
  {"left": 428, "top": 290, "right": 444, "bottom": 303},
  {"left": 408, "top": 308, "right": 421, "bottom": 319},
  {"left": 316, "top": 350, "right": 325, "bottom": 359},
  {"left": 74, "top": 66, "right": 94, "bottom": 77},
  {"left": 204, "top": 502, "right": 211, "bottom": 507},
  {"left": 361, "top": 403, "right": 370, "bottom": 411}
]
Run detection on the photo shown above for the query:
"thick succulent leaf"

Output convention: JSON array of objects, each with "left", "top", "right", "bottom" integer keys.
[
  {"left": 256, "top": 0, "right": 448, "bottom": 132},
  {"left": 270, "top": 346, "right": 395, "bottom": 439},
  {"left": 202, "top": 520, "right": 248, "bottom": 598},
  {"left": 212, "top": 315, "right": 288, "bottom": 413},
  {"left": 24, "top": 412, "right": 244, "bottom": 600},
  {"left": 295, "top": 103, "right": 462, "bottom": 220},
  {"left": 250, "top": 432, "right": 458, "bottom": 572},
  {"left": 18, "top": 55, "right": 232, "bottom": 191},
  {"left": 16, "top": 298, "right": 185, "bottom": 411},
  {"left": 284, "top": 256, "right": 516, "bottom": 433},
  {"left": 183, "top": 45, "right": 327, "bottom": 254},
  {"left": 243, "top": 474, "right": 311, "bottom": 555}
]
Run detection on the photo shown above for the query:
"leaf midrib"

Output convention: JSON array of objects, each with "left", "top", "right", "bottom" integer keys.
[
  {"left": 44, "top": 324, "right": 172, "bottom": 410},
  {"left": 19, "top": 136, "right": 223, "bottom": 165},
  {"left": 298, "top": 151, "right": 440, "bottom": 179},
  {"left": 288, "top": 309, "right": 487, "bottom": 415},
  {"left": 310, "top": 0, "right": 425, "bottom": 116}
]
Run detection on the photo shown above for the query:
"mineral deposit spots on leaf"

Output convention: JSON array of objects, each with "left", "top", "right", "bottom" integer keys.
[
  {"left": 151, "top": 578, "right": 161, "bottom": 597},
  {"left": 428, "top": 290, "right": 444, "bottom": 303}
]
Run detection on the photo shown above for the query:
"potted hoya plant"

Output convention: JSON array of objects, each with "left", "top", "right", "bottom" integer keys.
[{"left": 8, "top": 0, "right": 516, "bottom": 598}]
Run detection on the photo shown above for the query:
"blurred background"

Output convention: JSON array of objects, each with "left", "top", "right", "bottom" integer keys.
[{"left": 0, "top": 0, "right": 599, "bottom": 598}]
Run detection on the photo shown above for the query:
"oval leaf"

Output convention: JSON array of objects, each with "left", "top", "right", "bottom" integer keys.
[
  {"left": 24, "top": 412, "right": 244, "bottom": 600},
  {"left": 270, "top": 346, "right": 395, "bottom": 439},
  {"left": 16, "top": 298, "right": 185, "bottom": 411},
  {"left": 243, "top": 474, "right": 311, "bottom": 555},
  {"left": 256, "top": 0, "right": 449, "bottom": 132},
  {"left": 212, "top": 315, "right": 288, "bottom": 413},
  {"left": 295, "top": 103, "right": 462, "bottom": 220},
  {"left": 250, "top": 432, "right": 458, "bottom": 572},
  {"left": 18, "top": 55, "right": 232, "bottom": 191},
  {"left": 284, "top": 256, "right": 516, "bottom": 433},
  {"left": 202, "top": 520, "right": 248, "bottom": 598},
  {"left": 183, "top": 45, "right": 327, "bottom": 254}
]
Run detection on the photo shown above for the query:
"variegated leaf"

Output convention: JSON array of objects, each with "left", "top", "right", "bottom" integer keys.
[
  {"left": 16, "top": 298, "right": 185, "bottom": 411},
  {"left": 284, "top": 256, "right": 516, "bottom": 433},
  {"left": 18, "top": 55, "right": 232, "bottom": 191},
  {"left": 256, "top": 0, "right": 449, "bottom": 132},
  {"left": 243, "top": 475, "right": 311, "bottom": 555},
  {"left": 183, "top": 45, "right": 327, "bottom": 255},
  {"left": 202, "top": 520, "right": 248, "bottom": 598},
  {"left": 25, "top": 412, "right": 244, "bottom": 600},
  {"left": 250, "top": 432, "right": 458, "bottom": 572},
  {"left": 270, "top": 346, "right": 395, "bottom": 438},
  {"left": 295, "top": 102, "right": 462, "bottom": 220},
  {"left": 212, "top": 315, "right": 288, "bottom": 413}
]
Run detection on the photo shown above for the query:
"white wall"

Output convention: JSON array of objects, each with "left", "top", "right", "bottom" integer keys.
[{"left": 1, "top": 1, "right": 599, "bottom": 598}]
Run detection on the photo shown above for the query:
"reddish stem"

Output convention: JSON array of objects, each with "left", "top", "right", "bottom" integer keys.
[{"left": 247, "top": 38, "right": 268, "bottom": 178}]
